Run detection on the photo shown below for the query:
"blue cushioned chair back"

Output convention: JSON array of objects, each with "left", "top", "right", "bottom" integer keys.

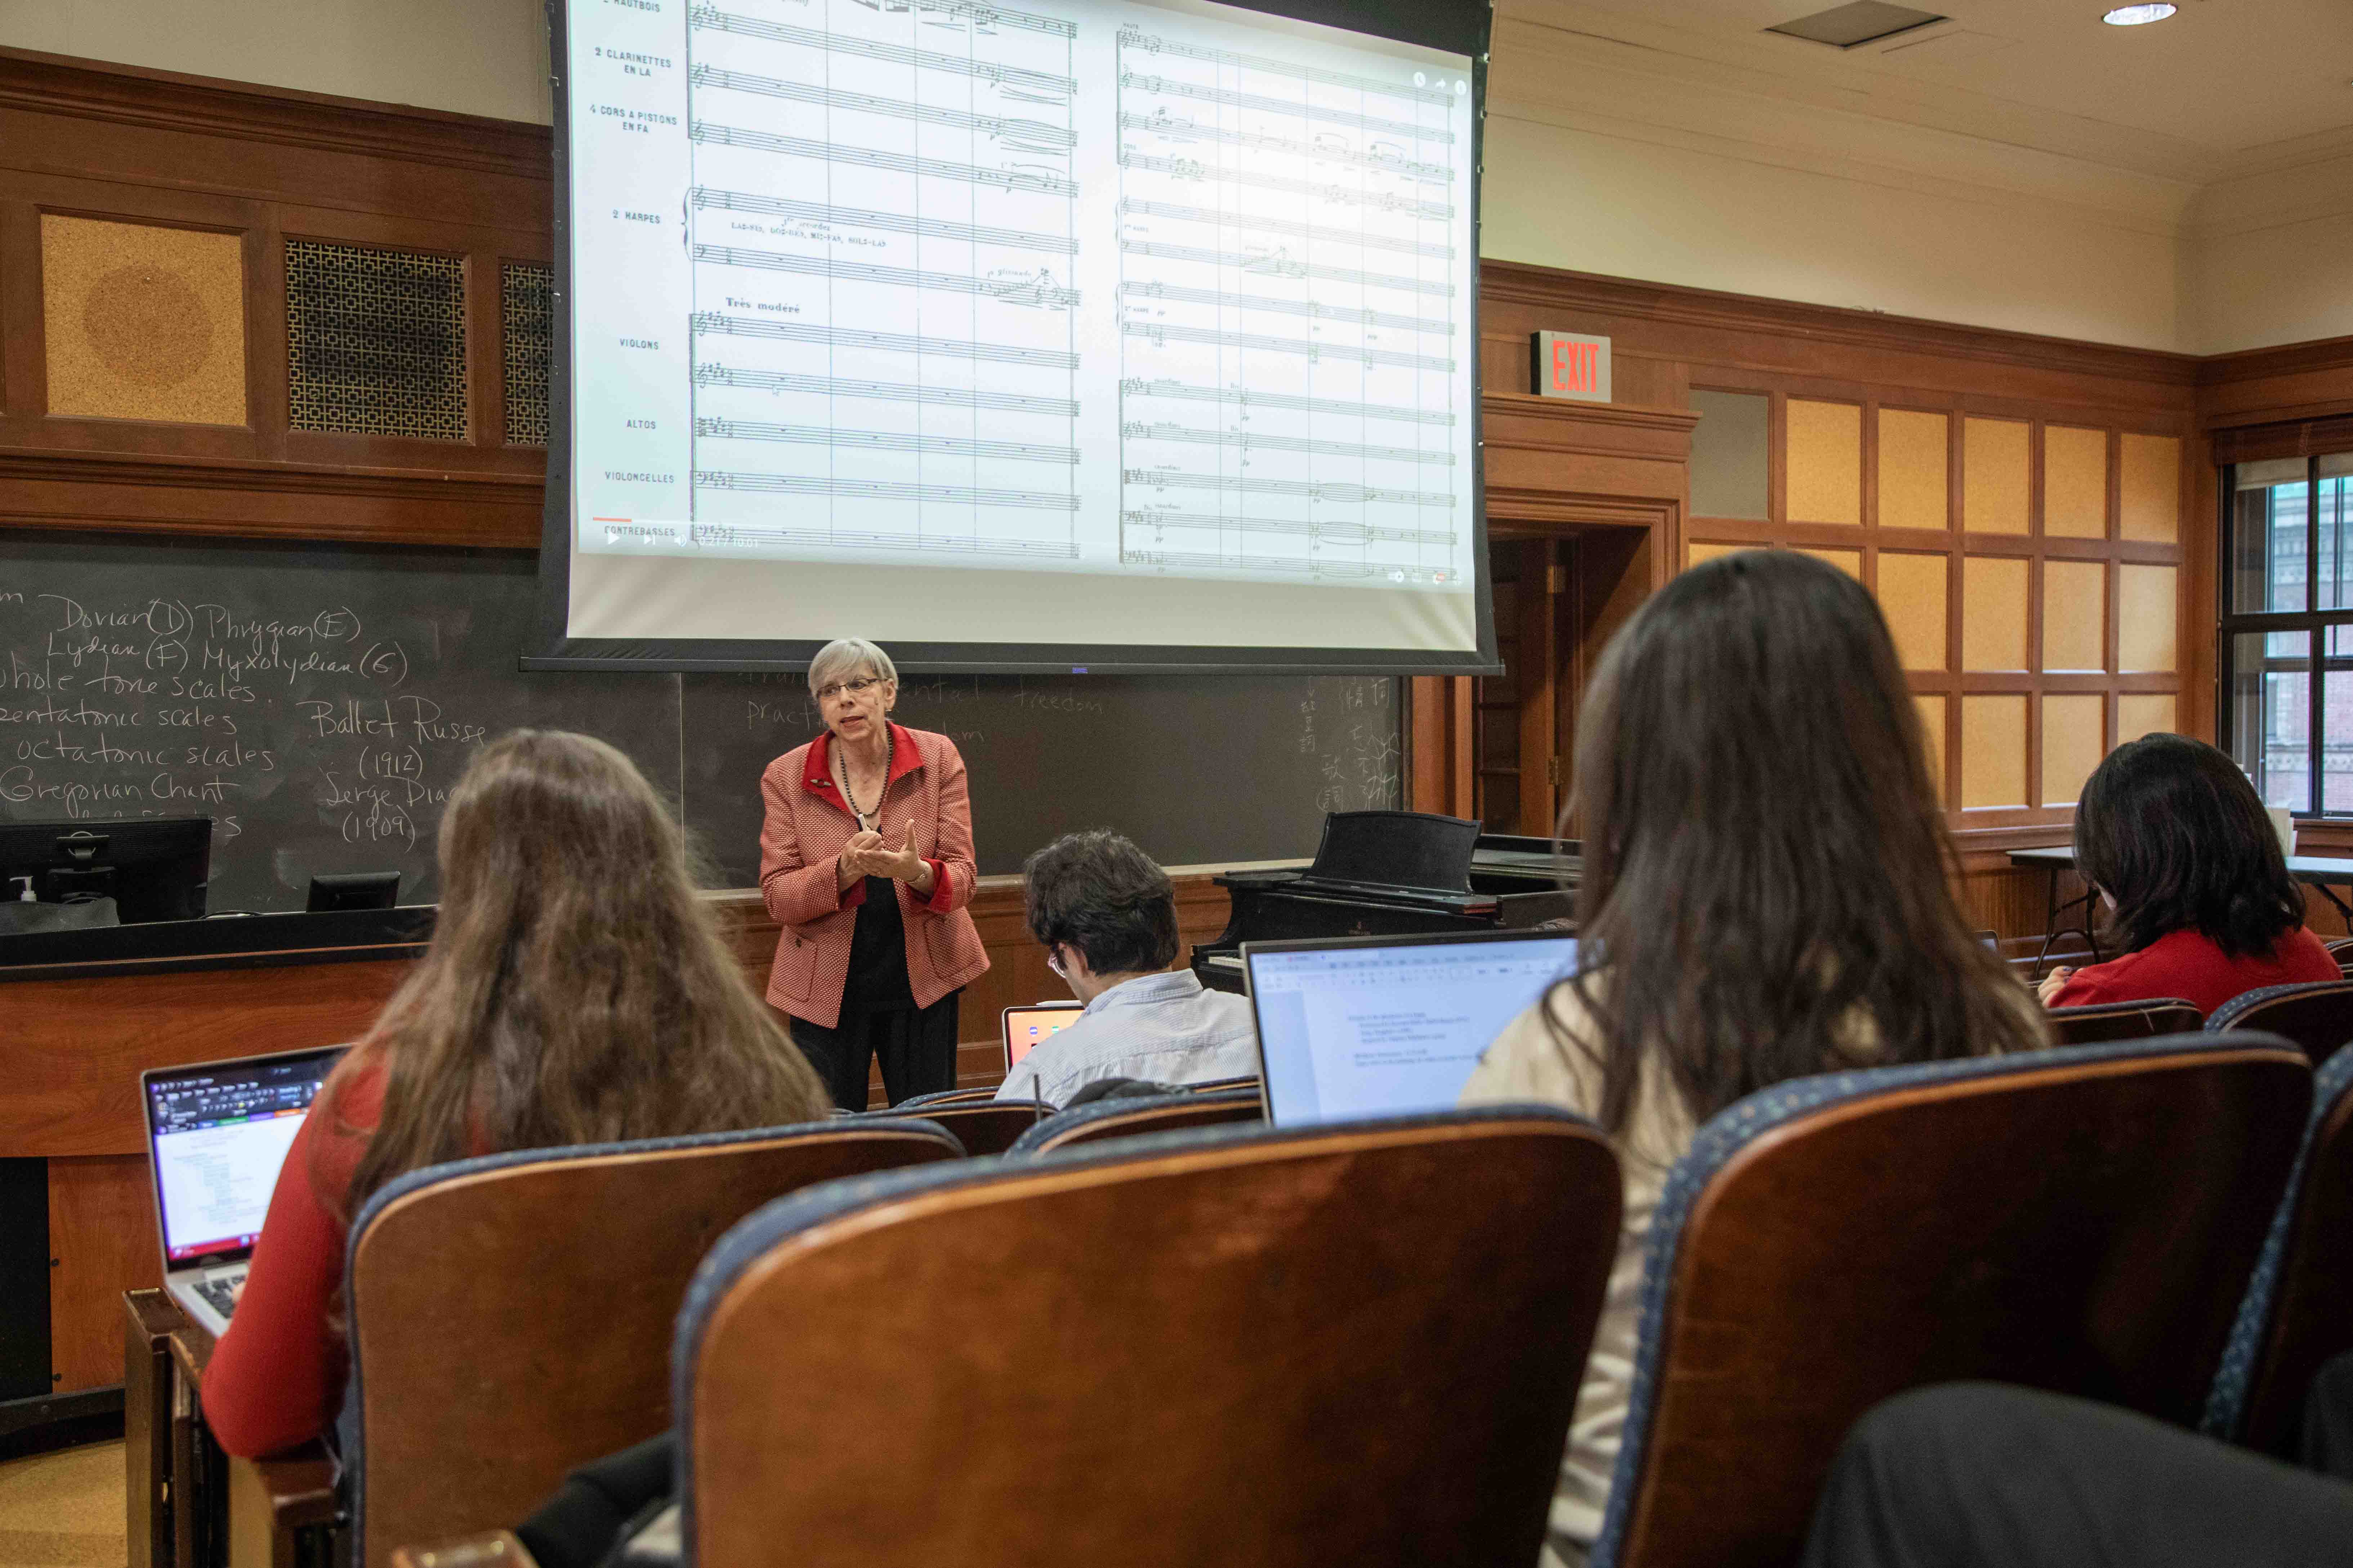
[
  {"left": 859, "top": 1097, "right": 1049, "bottom": 1155},
  {"left": 1590, "top": 1032, "right": 2311, "bottom": 1568},
  {"left": 343, "top": 1117, "right": 961, "bottom": 1568},
  {"left": 2207, "top": 979, "right": 2353, "bottom": 1065},
  {"left": 2204, "top": 1044, "right": 2353, "bottom": 1454},
  {"left": 1005, "top": 1087, "right": 1262, "bottom": 1156},
  {"left": 673, "top": 1108, "right": 1624, "bottom": 1568}
]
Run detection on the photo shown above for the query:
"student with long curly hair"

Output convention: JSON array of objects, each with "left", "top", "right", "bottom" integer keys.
[
  {"left": 201, "top": 731, "right": 832, "bottom": 1457},
  {"left": 1462, "top": 550, "right": 2050, "bottom": 1568}
]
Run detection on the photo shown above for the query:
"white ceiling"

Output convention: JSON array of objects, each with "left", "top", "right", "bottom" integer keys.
[{"left": 1492, "top": 0, "right": 2353, "bottom": 185}]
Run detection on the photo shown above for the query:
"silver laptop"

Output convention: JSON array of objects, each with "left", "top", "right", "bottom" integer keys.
[
  {"left": 1243, "top": 930, "right": 1580, "bottom": 1127},
  {"left": 142, "top": 1045, "right": 345, "bottom": 1336}
]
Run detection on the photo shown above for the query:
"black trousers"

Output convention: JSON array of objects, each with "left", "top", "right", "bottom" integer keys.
[
  {"left": 789, "top": 990, "right": 959, "bottom": 1110},
  {"left": 1800, "top": 1380, "right": 2353, "bottom": 1568}
]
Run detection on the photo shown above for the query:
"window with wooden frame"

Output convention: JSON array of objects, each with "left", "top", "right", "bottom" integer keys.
[
  {"left": 2219, "top": 452, "right": 2353, "bottom": 814},
  {"left": 1684, "top": 389, "right": 2187, "bottom": 830}
]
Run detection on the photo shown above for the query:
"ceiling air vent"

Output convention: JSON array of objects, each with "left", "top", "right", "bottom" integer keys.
[{"left": 1766, "top": 2, "right": 1948, "bottom": 48}]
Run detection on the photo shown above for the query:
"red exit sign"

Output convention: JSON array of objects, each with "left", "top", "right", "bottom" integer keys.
[{"left": 1533, "top": 331, "right": 1611, "bottom": 402}]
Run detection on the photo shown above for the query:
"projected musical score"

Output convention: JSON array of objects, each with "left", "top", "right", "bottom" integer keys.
[{"left": 567, "top": 0, "right": 1476, "bottom": 590}]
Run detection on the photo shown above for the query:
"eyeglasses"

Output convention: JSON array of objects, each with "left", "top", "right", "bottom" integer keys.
[{"left": 814, "top": 676, "right": 885, "bottom": 703}]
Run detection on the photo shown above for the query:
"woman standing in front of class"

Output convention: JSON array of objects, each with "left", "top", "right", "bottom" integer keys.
[{"left": 758, "top": 638, "right": 990, "bottom": 1108}]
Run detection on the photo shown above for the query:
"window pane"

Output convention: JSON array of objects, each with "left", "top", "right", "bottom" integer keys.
[
  {"left": 2324, "top": 473, "right": 2353, "bottom": 614},
  {"left": 2232, "top": 467, "right": 2309, "bottom": 615},
  {"left": 2331, "top": 662, "right": 2353, "bottom": 814},
  {"left": 2234, "top": 630, "right": 2311, "bottom": 812}
]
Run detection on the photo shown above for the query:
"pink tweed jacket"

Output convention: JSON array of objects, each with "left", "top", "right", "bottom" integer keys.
[{"left": 758, "top": 723, "right": 990, "bottom": 1027}]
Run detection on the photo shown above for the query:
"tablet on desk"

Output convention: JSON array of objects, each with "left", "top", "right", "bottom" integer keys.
[{"left": 1001, "top": 1002, "right": 1084, "bottom": 1074}]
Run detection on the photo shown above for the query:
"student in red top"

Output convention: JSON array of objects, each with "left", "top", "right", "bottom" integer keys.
[
  {"left": 2041, "top": 733, "right": 2337, "bottom": 1017},
  {"left": 200, "top": 731, "right": 833, "bottom": 1458}
]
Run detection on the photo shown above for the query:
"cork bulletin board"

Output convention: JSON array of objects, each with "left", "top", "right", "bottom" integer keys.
[{"left": 40, "top": 214, "right": 247, "bottom": 426}]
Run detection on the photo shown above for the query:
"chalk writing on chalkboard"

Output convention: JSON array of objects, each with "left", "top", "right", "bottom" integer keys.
[{"left": 3, "top": 538, "right": 1406, "bottom": 911}]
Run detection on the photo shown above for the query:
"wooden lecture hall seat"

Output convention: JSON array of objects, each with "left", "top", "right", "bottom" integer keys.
[
  {"left": 2044, "top": 996, "right": 2205, "bottom": 1044},
  {"left": 2206, "top": 979, "right": 2353, "bottom": 1067},
  {"left": 1586, "top": 1032, "right": 2312, "bottom": 1568},
  {"left": 391, "top": 1109, "right": 1621, "bottom": 1568},
  {"left": 213, "top": 1117, "right": 965, "bottom": 1568},
  {"left": 1005, "top": 1088, "right": 1265, "bottom": 1155},
  {"left": 2204, "top": 1046, "right": 2353, "bottom": 1460}
]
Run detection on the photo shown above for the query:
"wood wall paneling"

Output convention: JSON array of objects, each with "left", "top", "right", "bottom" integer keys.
[
  {"left": 0, "top": 48, "right": 550, "bottom": 548},
  {"left": 1962, "top": 417, "right": 2032, "bottom": 535},
  {"left": 49, "top": 1153, "right": 159, "bottom": 1393},
  {"left": 1877, "top": 552, "right": 1948, "bottom": 671}
]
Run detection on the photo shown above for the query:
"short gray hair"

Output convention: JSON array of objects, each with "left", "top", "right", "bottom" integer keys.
[{"left": 807, "top": 638, "right": 897, "bottom": 695}]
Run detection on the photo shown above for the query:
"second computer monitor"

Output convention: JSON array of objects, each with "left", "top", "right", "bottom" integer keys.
[{"left": 1243, "top": 929, "right": 1581, "bottom": 1127}]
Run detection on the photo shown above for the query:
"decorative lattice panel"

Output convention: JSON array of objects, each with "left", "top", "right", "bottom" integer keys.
[
  {"left": 502, "top": 263, "right": 553, "bottom": 447},
  {"left": 284, "top": 239, "right": 467, "bottom": 440}
]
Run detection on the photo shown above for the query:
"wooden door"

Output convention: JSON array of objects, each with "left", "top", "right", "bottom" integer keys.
[{"left": 1473, "top": 536, "right": 1573, "bottom": 834}]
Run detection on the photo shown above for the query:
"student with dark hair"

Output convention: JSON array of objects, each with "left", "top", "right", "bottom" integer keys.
[
  {"left": 995, "top": 829, "right": 1257, "bottom": 1104},
  {"left": 201, "top": 731, "right": 833, "bottom": 1459},
  {"left": 1461, "top": 549, "right": 2050, "bottom": 1568},
  {"left": 2041, "top": 733, "right": 2335, "bottom": 1014}
]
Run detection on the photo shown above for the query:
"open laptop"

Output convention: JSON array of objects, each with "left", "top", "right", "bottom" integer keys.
[
  {"left": 1243, "top": 929, "right": 1580, "bottom": 1127},
  {"left": 1001, "top": 1000, "right": 1084, "bottom": 1074},
  {"left": 142, "top": 1045, "right": 347, "bottom": 1336}
]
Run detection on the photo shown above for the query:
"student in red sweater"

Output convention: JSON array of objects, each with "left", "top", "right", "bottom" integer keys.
[
  {"left": 2042, "top": 734, "right": 2336, "bottom": 1017},
  {"left": 200, "top": 731, "right": 834, "bottom": 1457}
]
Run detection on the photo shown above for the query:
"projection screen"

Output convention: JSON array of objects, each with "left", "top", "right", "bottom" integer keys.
[{"left": 530, "top": 0, "right": 1492, "bottom": 673}]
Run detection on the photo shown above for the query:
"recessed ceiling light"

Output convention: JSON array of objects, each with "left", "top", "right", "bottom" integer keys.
[{"left": 2102, "top": 4, "right": 2176, "bottom": 23}]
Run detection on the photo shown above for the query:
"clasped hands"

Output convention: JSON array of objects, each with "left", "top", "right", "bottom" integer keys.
[{"left": 838, "top": 819, "right": 934, "bottom": 893}]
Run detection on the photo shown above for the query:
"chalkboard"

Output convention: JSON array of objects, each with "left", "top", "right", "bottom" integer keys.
[{"left": 0, "top": 537, "right": 1399, "bottom": 911}]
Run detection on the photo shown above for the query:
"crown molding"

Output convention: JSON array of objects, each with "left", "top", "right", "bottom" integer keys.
[
  {"left": 0, "top": 46, "right": 551, "bottom": 184},
  {"left": 1478, "top": 260, "right": 2201, "bottom": 387}
]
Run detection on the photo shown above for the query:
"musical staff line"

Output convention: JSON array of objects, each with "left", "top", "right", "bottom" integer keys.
[
  {"left": 1117, "top": 26, "right": 1456, "bottom": 106},
  {"left": 1118, "top": 378, "right": 1453, "bottom": 427},
  {"left": 1117, "top": 151, "right": 1449, "bottom": 219},
  {"left": 695, "top": 189, "right": 1079, "bottom": 256},
  {"left": 1119, "top": 422, "right": 1452, "bottom": 467},
  {"left": 689, "top": 8, "right": 1077, "bottom": 97},
  {"left": 1124, "top": 547, "right": 1436, "bottom": 579},
  {"left": 1120, "top": 280, "right": 1448, "bottom": 336},
  {"left": 691, "top": 313, "right": 1081, "bottom": 370},
  {"left": 1123, "top": 509, "right": 1457, "bottom": 546},
  {"left": 696, "top": 122, "right": 1078, "bottom": 197},
  {"left": 699, "top": 470, "right": 1082, "bottom": 511},
  {"left": 1120, "top": 319, "right": 1451, "bottom": 373},
  {"left": 697, "top": 416, "right": 1079, "bottom": 465},
  {"left": 845, "top": 0, "right": 1075, "bottom": 38},
  {"left": 1122, "top": 469, "right": 1453, "bottom": 507},
  {"left": 696, "top": 243, "right": 1080, "bottom": 309},
  {"left": 1115, "top": 201, "right": 1449, "bottom": 262},
  {"left": 1116, "top": 72, "right": 1455, "bottom": 145},
  {"left": 1119, "top": 112, "right": 1450, "bottom": 183},
  {"left": 1119, "top": 240, "right": 1447, "bottom": 297},
  {"left": 689, "top": 521, "right": 1079, "bottom": 559},
  {"left": 694, "top": 63, "right": 1073, "bottom": 150},
  {"left": 697, "top": 364, "right": 1079, "bottom": 418}
]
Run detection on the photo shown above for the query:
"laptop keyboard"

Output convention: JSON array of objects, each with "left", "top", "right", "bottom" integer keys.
[{"left": 194, "top": 1272, "right": 245, "bottom": 1320}]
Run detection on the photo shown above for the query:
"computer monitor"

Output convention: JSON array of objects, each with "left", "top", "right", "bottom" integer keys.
[
  {"left": 307, "top": 871, "right": 401, "bottom": 912},
  {"left": 0, "top": 816, "right": 211, "bottom": 923},
  {"left": 1244, "top": 930, "right": 1581, "bottom": 1127}
]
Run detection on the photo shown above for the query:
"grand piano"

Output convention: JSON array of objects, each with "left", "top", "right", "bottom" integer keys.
[{"left": 1190, "top": 810, "right": 1578, "bottom": 993}]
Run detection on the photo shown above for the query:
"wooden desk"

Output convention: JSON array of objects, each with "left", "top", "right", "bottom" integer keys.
[
  {"left": 124, "top": 1288, "right": 337, "bottom": 1568},
  {"left": 2009, "top": 845, "right": 2353, "bottom": 977},
  {"left": 2, "top": 912, "right": 428, "bottom": 1419}
]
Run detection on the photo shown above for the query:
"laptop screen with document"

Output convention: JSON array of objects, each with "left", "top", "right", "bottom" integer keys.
[
  {"left": 144, "top": 1047, "right": 344, "bottom": 1263},
  {"left": 1246, "top": 931, "right": 1579, "bottom": 1126}
]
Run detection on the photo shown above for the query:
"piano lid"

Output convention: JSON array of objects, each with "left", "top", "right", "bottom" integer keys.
[{"left": 1303, "top": 810, "right": 1480, "bottom": 895}]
